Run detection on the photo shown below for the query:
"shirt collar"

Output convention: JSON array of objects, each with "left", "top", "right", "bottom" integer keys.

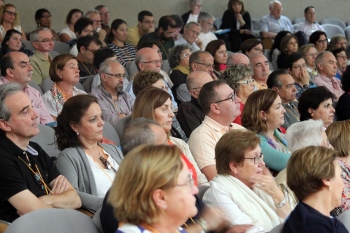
[
  {"left": 203, "top": 115, "right": 231, "bottom": 133},
  {"left": 0, "top": 134, "right": 38, "bottom": 157}
]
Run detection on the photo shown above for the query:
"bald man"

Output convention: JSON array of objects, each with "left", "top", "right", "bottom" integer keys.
[
  {"left": 176, "top": 71, "right": 214, "bottom": 137},
  {"left": 226, "top": 53, "right": 250, "bottom": 67}
]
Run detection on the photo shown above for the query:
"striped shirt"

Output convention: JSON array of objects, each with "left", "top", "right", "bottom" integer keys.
[{"left": 107, "top": 42, "right": 137, "bottom": 67}]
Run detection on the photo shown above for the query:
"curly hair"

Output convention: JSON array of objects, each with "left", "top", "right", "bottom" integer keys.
[
  {"left": 168, "top": 44, "right": 191, "bottom": 68},
  {"left": 220, "top": 64, "right": 253, "bottom": 90},
  {"left": 55, "top": 95, "right": 98, "bottom": 151},
  {"left": 132, "top": 70, "right": 164, "bottom": 96}
]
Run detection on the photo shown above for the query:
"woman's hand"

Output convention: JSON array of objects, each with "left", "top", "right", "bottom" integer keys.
[
  {"left": 299, "top": 69, "right": 310, "bottom": 85},
  {"left": 50, "top": 175, "right": 69, "bottom": 195}
]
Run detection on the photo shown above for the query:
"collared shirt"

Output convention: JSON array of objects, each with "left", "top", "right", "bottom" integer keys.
[
  {"left": 198, "top": 32, "right": 217, "bottom": 51},
  {"left": 29, "top": 51, "right": 52, "bottom": 84},
  {"left": 294, "top": 20, "right": 324, "bottom": 40},
  {"left": 0, "top": 77, "right": 54, "bottom": 124},
  {"left": 0, "top": 135, "right": 60, "bottom": 222},
  {"left": 175, "top": 36, "right": 200, "bottom": 52},
  {"left": 188, "top": 115, "right": 245, "bottom": 169},
  {"left": 254, "top": 81, "right": 268, "bottom": 90},
  {"left": 138, "top": 31, "right": 174, "bottom": 60},
  {"left": 260, "top": 14, "right": 294, "bottom": 34},
  {"left": 126, "top": 25, "right": 141, "bottom": 48},
  {"left": 294, "top": 81, "right": 317, "bottom": 100},
  {"left": 314, "top": 73, "right": 344, "bottom": 99},
  {"left": 90, "top": 85, "right": 134, "bottom": 127},
  {"left": 282, "top": 101, "right": 300, "bottom": 129}
]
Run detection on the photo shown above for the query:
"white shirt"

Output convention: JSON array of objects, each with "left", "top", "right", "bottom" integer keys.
[
  {"left": 60, "top": 26, "right": 76, "bottom": 40},
  {"left": 198, "top": 32, "right": 217, "bottom": 50},
  {"left": 187, "top": 14, "right": 199, "bottom": 24},
  {"left": 70, "top": 44, "right": 78, "bottom": 56}
]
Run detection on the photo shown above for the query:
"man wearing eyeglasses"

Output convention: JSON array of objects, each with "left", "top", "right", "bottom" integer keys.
[
  {"left": 175, "top": 22, "right": 202, "bottom": 52},
  {"left": 29, "top": 28, "right": 55, "bottom": 85},
  {"left": 267, "top": 69, "right": 300, "bottom": 129},
  {"left": 260, "top": 0, "right": 293, "bottom": 39},
  {"left": 91, "top": 60, "right": 134, "bottom": 126},
  {"left": 189, "top": 51, "right": 218, "bottom": 80},
  {"left": 127, "top": 11, "right": 155, "bottom": 48},
  {"left": 95, "top": 5, "right": 110, "bottom": 33},
  {"left": 138, "top": 16, "right": 177, "bottom": 60},
  {"left": 85, "top": 10, "right": 107, "bottom": 46},
  {"left": 76, "top": 36, "right": 102, "bottom": 77},
  {"left": 188, "top": 80, "right": 244, "bottom": 181}
]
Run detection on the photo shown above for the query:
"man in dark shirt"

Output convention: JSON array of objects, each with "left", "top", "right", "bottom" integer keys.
[
  {"left": 177, "top": 71, "right": 213, "bottom": 137},
  {"left": 76, "top": 35, "right": 102, "bottom": 77},
  {"left": 0, "top": 83, "right": 81, "bottom": 222},
  {"left": 138, "top": 15, "right": 177, "bottom": 60}
]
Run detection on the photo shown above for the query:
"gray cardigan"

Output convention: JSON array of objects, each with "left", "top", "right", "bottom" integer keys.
[{"left": 56, "top": 143, "right": 123, "bottom": 212}]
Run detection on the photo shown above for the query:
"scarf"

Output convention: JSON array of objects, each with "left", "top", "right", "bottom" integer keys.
[
  {"left": 172, "top": 65, "right": 190, "bottom": 75},
  {"left": 50, "top": 82, "right": 66, "bottom": 115},
  {"left": 214, "top": 175, "right": 282, "bottom": 231}
]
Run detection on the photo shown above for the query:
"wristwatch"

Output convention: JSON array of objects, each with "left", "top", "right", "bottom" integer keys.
[
  {"left": 197, "top": 218, "right": 208, "bottom": 232},
  {"left": 275, "top": 185, "right": 288, "bottom": 208}
]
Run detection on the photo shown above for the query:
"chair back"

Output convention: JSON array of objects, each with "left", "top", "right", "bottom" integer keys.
[
  {"left": 4, "top": 209, "right": 99, "bottom": 233},
  {"left": 338, "top": 208, "right": 350, "bottom": 231},
  {"left": 125, "top": 60, "right": 138, "bottom": 79},
  {"left": 103, "top": 121, "right": 121, "bottom": 146},
  {"left": 322, "top": 24, "right": 345, "bottom": 39},
  {"left": 28, "top": 80, "right": 43, "bottom": 95},
  {"left": 271, "top": 59, "right": 278, "bottom": 70},
  {"left": 49, "top": 50, "right": 60, "bottom": 59},
  {"left": 161, "top": 60, "right": 171, "bottom": 74},
  {"left": 114, "top": 115, "right": 131, "bottom": 138},
  {"left": 53, "top": 41, "right": 71, "bottom": 54},
  {"left": 294, "top": 17, "right": 305, "bottom": 24},
  {"left": 344, "top": 26, "right": 350, "bottom": 41},
  {"left": 22, "top": 40, "right": 35, "bottom": 52},
  {"left": 214, "top": 17, "right": 222, "bottom": 29},
  {"left": 321, "top": 18, "right": 346, "bottom": 30},
  {"left": 82, "top": 75, "right": 95, "bottom": 93},
  {"left": 269, "top": 223, "right": 284, "bottom": 233},
  {"left": 31, "top": 124, "right": 60, "bottom": 158}
]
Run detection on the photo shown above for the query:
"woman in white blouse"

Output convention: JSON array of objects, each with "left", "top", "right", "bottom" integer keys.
[
  {"left": 55, "top": 95, "right": 123, "bottom": 213},
  {"left": 203, "top": 130, "right": 291, "bottom": 232}
]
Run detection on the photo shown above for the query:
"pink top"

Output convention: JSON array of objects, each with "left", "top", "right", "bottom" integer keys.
[
  {"left": 0, "top": 77, "right": 54, "bottom": 124},
  {"left": 313, "top": 73, "right": 344, "bottom": 99}
]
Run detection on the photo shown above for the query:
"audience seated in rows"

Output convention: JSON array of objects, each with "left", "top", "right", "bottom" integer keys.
[
  {"left": 42, "top": 54, "right": 86, "bottom": 121},
  {"left": 0, "top": 4, "right": 27, "bottom": 41},
  {"left": 177, "top": 71, "right": 213, "bottom": 137},
  {"left": 0, "top": 83, "right": 81, "bottom": 223},
  {"left": 126, "top": 10, "right": 155, "bottom": 48},
  {"left": 205, "top": 39, "right": 228, "bottom": 78},
  {"left": 69, "top": 18, "right": 94, "bottom": 56},
  {"left": 91, "top": 60, "right": 134, "bottom": 127},
  {"left": 76, "top": 35, "right": 101, "bottom": 77},
  {"left": 59, "top": 9, "right": 83, "bottom": 43},
  {"left": 197, "top": 12, "right": 217, "bottom": 51},
  {"left": 189, "top": 80, "right": 244, "bottom": 181},
  {"left": 55, "top": 95, "right": 123, "bottom": 213},
  {"left": 0, "top": 51, "right": 53, "bottom": 124},
  {"left": 242, "top": 89, "right": 291, "bottom": 172},
  {"left": 29, "top": 28, "right": 55, "bottom": 84}
]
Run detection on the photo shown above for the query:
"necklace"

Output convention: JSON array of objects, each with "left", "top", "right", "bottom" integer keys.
[
  {"left": 79, "top": 61, "right": 97, "bottom": 76},
  {"left": 158, "top": 40, "right": 168, "bottom": 59},
  {"left": 85, "top": 146, "right": 116, "bottom": 182}
]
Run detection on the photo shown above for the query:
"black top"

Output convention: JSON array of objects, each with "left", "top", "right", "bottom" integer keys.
[
  {"left": 176, "top": 97, "right": 205, "bottom": 138},
  {"left": 77, "top": 60, "right": 98, "bottom": 78},
  {"left": 0, "top": 135, "right": 60, "bottom": 222},
  {"left": 283, "top": 202, "right": 348, "bottom": 233},
  {"left": 336, "top": 92, "right": 350, "bottom": 121}
]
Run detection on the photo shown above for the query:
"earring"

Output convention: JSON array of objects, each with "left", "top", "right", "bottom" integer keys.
[
  {"left": 76, "top": 132, "right": 79, "bottom": 135},
  {"left": 264, "top": 117, "right": 267, "bottom": 121},
  {"left": 163, "top": 205, "right": 167, "bottom": 210},
  {"left": 329, "top": 185, "right": 332, "bottom": 190}
]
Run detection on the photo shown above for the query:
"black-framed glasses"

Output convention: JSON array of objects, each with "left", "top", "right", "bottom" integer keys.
[
  {"left": 141, "top": 60, "right": 163, "bottom": 65},
  {"left": 105, "top": 72, "right": 126, "bottom": 79},
  {"left": 40, "top": 15, "right": 52, "bottom": 19},
  {"left": 244, "top": 153, "right": 264, "bottom": 164},
  {"left": 195, "top": 62, "right": 214, "bottom": 68},
  {"left": 214, "top": 91, "right": 236, "bottom": 104},
  {"left": 316, "top": 39, "right": 328, "bottom": 44},
  {"left": 4, "top": 10, "right": 17, "bottom": 16},
  {"left": 36, "top": 37, "right": 55, "bottom": 43},
  {"left": 86, "top": 47, "right": 100, "bottom": 53}
]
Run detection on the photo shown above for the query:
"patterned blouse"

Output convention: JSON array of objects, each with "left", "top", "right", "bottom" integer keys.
[
  {"left": 333, "top": 159, "right": 350, "bottom": 216},
  {"left": 107, "top": 42, "right": 137, "bottom": 67}
]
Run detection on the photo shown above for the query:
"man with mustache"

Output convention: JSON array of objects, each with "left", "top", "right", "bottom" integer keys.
[
  {"left": 138, "top": 15, "right": 177, "bottom": 60},
  {"left": 91, "top": 60, "right": 134, "bottom": 127},
  {"left": 0, "top": 51, "right": 53, "bottom": 125}
]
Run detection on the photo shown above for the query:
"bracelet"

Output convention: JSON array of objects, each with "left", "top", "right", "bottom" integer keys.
[
  {"left": 196, "top": 218, "right": 208, "bottom": 232},
  {"left": 275, "top": 185, "right": 288, "bottom": 208}
]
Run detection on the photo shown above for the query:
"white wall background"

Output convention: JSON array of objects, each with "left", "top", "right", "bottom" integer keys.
[{"left": 8, "top": 0, "right": 350, "bottom": 34}]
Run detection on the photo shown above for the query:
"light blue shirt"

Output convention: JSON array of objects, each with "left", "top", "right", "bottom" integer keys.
[{"left": 260, "top": 14, "right": 294, "bottom": 34}]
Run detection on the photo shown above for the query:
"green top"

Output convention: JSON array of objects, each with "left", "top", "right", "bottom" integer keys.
[
  {"left": 30, "top": 51, "right": 51, "bottom": 84},
  {"left": 138, "top": 31, "right": 174, "bottom": 60}
]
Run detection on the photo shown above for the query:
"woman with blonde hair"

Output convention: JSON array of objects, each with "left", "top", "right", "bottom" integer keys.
[
  {"left": 131, "top": 87, "right": 208, "bottom": 186},
  {"left": 0, "top": 3, "right": 26, "bottom": 41},
  {"left": 326, "top": 120, "right": 350, "bottom": 216},
  {"left": 283, "top": 146, "right": 346, "bottom": 232},
  {"left": 329, "top": 35, "right": 347, "bottom": 51},
  {"left": 109, "top": 144, "right": 220, "bottom": 233}
]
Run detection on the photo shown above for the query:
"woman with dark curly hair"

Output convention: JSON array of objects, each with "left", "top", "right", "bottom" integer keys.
[
  {"left": 169, "top": 44, "right": 191, "bottom": 105},
  {"left": 298, "top": 86, "right": 335, "bottom": 128},
  {"left": 205, "top": 39, "right": 228, "bottom": 78},
  {"left": 55, "top": 94, "right": 123, "bottom": 213}
]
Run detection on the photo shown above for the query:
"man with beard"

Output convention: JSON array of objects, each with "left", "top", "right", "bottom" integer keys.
[
  {"left": 138, "top": 15, "right": 177, "bottom": 60},
  {"left": 91, "top": 60, "right": 134, "bottom": 127}
]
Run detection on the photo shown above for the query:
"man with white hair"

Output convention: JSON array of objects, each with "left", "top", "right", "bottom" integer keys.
[
  {"left": 227, "top": 53, "right": 250, "bottom": 67},
  {"left": 175, "top": 22, "right": 202, "bottom": 51},
  {"left": 260, "top": 0, "right": 293, "bottom": 39},
  {"left": 250, "top": 53, "right": 270, "bottom": 89},
  {"left": 197, "top": 12, "right": 217, "bottom": 50},
  {"left": 84, "top": 9, "right": 107, "bottom": 44}
]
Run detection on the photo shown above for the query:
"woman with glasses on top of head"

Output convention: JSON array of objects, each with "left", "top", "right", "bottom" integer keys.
[
  {"left": 0, "top": 3, "right": 27, "bottom": 42},
  {"left": 203, "top": 130, "right": 291, "bottom": 232},
  {"left": 168, "top": 44, "right": 192, "bottom": 105}
]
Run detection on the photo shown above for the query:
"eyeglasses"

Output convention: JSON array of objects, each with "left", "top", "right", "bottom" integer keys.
[
  {"left": 337, "top": 55, "right": 348, "bottom": 59},
  {"left": 336, "top": 41, "right": 347, "bottom": 46},
  {"left": 4, "top": 10, "right": 17, "bottom": 16},
  {"left": 306, "top": 53, "right": 317, "bottom": 57},
  {"left": 40, "top": 15, "right": 52, "bottom": 19},
  {"left": 82, "top": 29, "right": 94, "bottom": 34},
  {"left": 36, "top": 37, "right": 55, "bottom": 43},
  {"left": 252, "top": 47, "right": 264, "bottom": 53},
  {"left": 157, "top": 50, "right": 163, "bottom": 55},
  {"left": 191, "top": 87, "right": 202, "bottom": 91},
  {"left": 188, "top": 29, "right": 200, "bottom": 36},
  {"left": 175, "top": 174, "right": 195, "bottom": 190},
  {"left": 164, "top": 30, "right": 176, "bottom": 36},
  {"left": 195, "top": 62, "right": 214, "bottom": 68},
  {"left": 292, "top": 64, "right": 307, "bottom": 69},
  {"left": 214, "top": 91, "right": 236, "bottom": 104},
  {"left": 86, "top": 47, "right": 99, "bottom": 53},
  {"left": 180, "top": 52, "right": 192, "bottom": 59},
  {"left": 244, "top": 153, "right": 264, "bottom": 164},
  {"left": 193, "top": 4, "right": 202, "bottom": 8},
  {"left": 92, "top": 20, "right": 102, "bottom": 23},
  {"left": 141, "top": 60, "right": 163, "bottom": 65},
  {"left": 105, "top": 73, "right": 126, "bottom": 79},
  {"left": 316, "top": 39, "right": 328, "bottom": 44},
  {"left": 142, "top": 20, "right": 156, "bottom": 25},
  {"left": 237, "top": 78, "right": 255, "bottom": 85}
]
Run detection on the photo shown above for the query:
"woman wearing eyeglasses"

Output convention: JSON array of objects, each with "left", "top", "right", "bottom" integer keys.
[
  {"left": 242, "top": 89, "right": 291, "bottom": 173},
  {"left": 298, "top": 44, "right": 318, "bottom": 79},
  {"left": 0, "top": 3, "right": 27, "bottom": 42},
  {"left": 55, "top": 94, "right": 123, "bottom": 213},
  {"left": 105, "top": 19, "right": 137, "bottom": 68},
  {"left": 33, "top": 8, "right": 59, "bottom": 41},
  {"left": 205, "top": 40, "right": 228, "bottom": 79},
  {"left": 332, "top": 48, "right": 347, "bottom": 80},
  {"left": 203, "top": 130, "right": 291, "bottom": 232},
  {"left": 42, "top": 54, "right": 86, "bottom": 121},
  {"left": 309, "top": 30, "right": 328, "bottom": 52},
  {"left": 220, "top": 64, "right": 255, "bottom": 125},
  {"left": 169, "top": 44, "right": 192, "bottom": 105}
]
